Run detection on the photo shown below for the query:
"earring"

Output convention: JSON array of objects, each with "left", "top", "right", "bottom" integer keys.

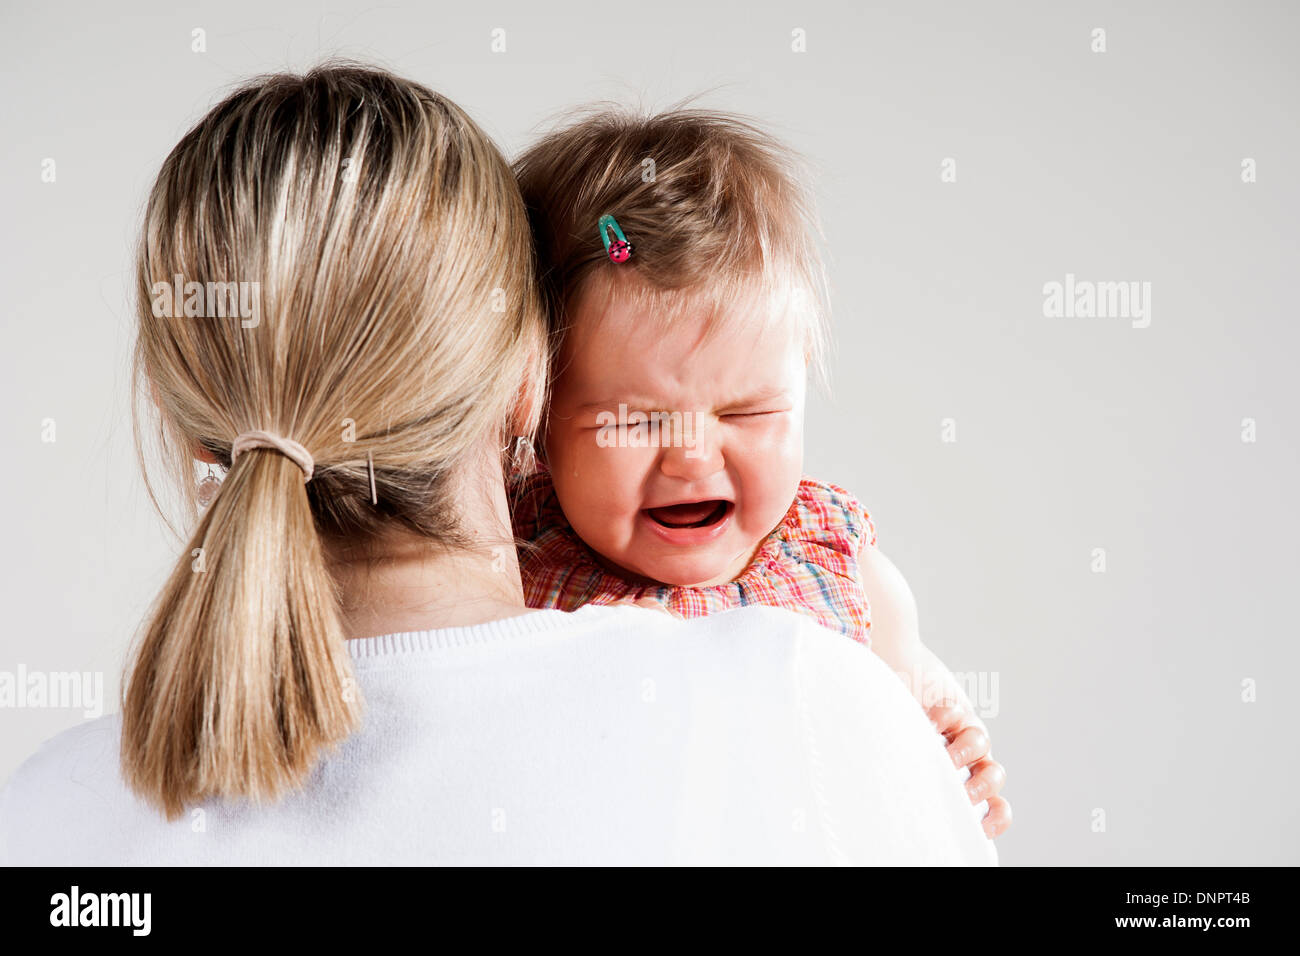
[
  {"left": 509, "top": 436, "right": 536, "bottom": 476},
  {"left": 196, "top": 463, "right": 221, "bottom": 508}
]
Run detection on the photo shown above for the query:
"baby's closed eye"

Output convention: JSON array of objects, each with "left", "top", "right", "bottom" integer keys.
[{"left": 721, "top": 408, "right": 789, "bottom": 418}]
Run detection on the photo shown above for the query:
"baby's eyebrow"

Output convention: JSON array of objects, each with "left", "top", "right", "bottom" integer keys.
[
  {"left": 717, "top": 387, "right": 793, "bottom": 408},
  {"left": 712, "top": 390, "right": 790, "bottom": 411},
  {"left": 574, "top": 389, "right": 792, "bottom": 414},
  {"left": 575, "top": 397, "right": 664, "bottom": 411}
]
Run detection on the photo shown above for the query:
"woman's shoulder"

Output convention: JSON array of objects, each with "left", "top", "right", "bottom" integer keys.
[
  {"left": 3, "top": 713, "right": 123, "bottom": 795},
  {"left": 0, "top": 714, "right": 141, "bottom": 865}
]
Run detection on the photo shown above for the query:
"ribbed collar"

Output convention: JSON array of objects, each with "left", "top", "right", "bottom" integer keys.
[{"left": 345, "top": 606, "right": 620, "bottom": 660}]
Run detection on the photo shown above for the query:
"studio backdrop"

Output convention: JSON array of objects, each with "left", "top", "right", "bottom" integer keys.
[{"left": 1, "top": 0, "right": 1295, "bottom": 865}]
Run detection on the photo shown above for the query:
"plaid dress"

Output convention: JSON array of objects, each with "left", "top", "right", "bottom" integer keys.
[{"left": 510, "top": 469, "right": 875, "bottom": 646}]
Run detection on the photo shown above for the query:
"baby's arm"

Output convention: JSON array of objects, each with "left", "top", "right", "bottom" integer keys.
[{"left": 857, "top": 545, "right": 1012, "bottom": 839}]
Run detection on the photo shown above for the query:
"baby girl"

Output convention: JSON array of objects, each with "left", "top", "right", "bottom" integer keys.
[{"left": 510, "top": 108, "right": 1009, "bottom": 838}]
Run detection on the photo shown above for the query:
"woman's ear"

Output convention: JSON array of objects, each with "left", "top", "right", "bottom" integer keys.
[
  {"left": 149, "top": 375, "right": 218, "bottom": 465},
  {"left": 509, "top": 355, "right": 547, "bottom": 439},
  {"left": 510, "top": 395, "right": 537, "bottom": 440}
]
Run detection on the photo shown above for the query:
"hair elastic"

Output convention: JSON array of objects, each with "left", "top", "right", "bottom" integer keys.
[
  {"left": 598, "top": 214, "right": 633, "bottom": 263},
  {"left": 230, "top": 429, "right": 315, "bottom": 482}
]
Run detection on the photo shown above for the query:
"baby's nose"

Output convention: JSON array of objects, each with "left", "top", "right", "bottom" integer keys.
[{"left": 658, "top": 415, "right": 723, "bottom": 478}]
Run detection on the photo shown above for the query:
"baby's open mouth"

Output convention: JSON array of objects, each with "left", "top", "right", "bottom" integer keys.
[{"left": 644, "top": 500, "right": 731, "bottom": 529}]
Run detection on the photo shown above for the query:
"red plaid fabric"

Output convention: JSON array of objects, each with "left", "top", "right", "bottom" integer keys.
[{"left": 510, "top": 469, "right": 875, "bottom": 646}]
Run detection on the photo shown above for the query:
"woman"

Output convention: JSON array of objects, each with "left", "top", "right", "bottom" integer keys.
[{"left": 0, "top": 64, "right": 995, "bottom": 865}]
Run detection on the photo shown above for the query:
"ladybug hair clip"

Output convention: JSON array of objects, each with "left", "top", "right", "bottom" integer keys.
[{"left": 598, "top": 214, "right": 633, "bottom": 263}]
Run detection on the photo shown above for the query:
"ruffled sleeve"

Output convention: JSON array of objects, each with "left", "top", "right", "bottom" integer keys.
[{"left": 785, "top": 478, "right": 877, "bottom": 566}]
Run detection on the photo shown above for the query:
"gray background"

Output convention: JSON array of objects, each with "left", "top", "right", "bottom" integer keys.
[{"left": 2, "top": 0, "right": 1296, "bottom": 865}]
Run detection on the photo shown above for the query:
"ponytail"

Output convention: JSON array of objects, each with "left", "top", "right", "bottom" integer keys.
[
  {"left": 127, "top": 64, "right": 545, "bottom": 818},
  {"left": 121, "top": 447, "right": 360, "bottom": 820}
]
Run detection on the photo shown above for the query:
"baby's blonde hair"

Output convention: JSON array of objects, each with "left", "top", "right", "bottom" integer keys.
[
  {"left": 514, "top": 104, "right": 831, "bottom": 385},
  {"left": 124, "top": 63, "right": 545, "bottom": 819}
]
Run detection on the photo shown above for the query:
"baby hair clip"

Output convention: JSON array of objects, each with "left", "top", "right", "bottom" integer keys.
[{"left": 598, "top": 214, "right": 633, "bottom": 263}]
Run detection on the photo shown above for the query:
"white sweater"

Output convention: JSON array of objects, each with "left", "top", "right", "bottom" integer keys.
[{"left": 0, "top": 604, "right": 995, "bottom": 865}]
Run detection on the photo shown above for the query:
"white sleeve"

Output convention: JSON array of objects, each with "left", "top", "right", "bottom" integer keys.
[{"left": 791, "top": 619, "right": 998, "bottom": 866}]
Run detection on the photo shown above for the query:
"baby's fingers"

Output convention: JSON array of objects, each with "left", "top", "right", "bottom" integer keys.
[
  {"left": 926, "top": 698, "right": 985, "bottom": 742},
  {"left": 945, "top": 725, "right": 990, "bottom": 770},
  {"left": 981, "top": 795, "right": 1013, "bottom": 839},
  {"left": 964, "top": 757, "right": 1006, "bottom": 805}
]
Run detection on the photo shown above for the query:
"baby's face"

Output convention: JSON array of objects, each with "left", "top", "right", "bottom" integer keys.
[{"left": 544, "top": 286, "right": 806, "bottom": 587}]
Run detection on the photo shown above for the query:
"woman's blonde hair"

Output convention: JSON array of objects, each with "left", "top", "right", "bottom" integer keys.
[{"left": 124, "top": 63, "right": 545, "bottom": 819}]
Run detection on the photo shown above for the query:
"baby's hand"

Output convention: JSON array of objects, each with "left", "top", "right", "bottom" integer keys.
[{"left": 926, "top": 697, "right": 1011, "bottom": 840}]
